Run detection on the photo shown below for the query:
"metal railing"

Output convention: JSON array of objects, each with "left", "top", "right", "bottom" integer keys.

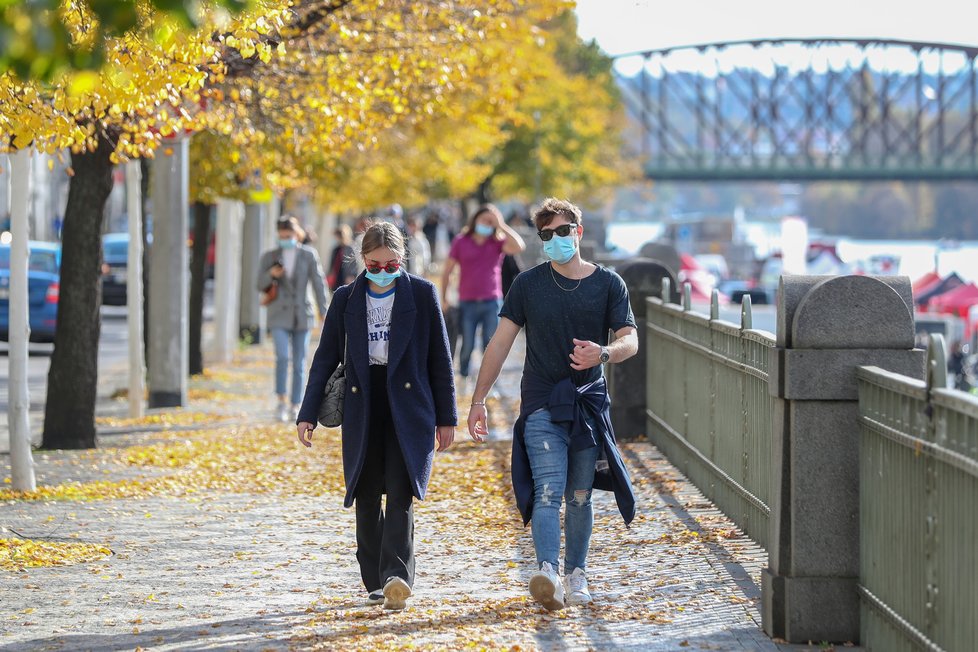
[
  {"left": 645, "top": 282, "right": 775, "bottom": 548},
  {"left": 857, "top": 335, "right": 978, "bottom": 652}
]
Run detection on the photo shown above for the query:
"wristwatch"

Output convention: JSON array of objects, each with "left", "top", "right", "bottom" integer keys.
[{"left": 599, "top": 347, "right": 611, "bottom": 364}]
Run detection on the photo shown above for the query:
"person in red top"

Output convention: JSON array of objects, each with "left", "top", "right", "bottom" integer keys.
[{"left": 440, "top": 204, "right": 525, "bottom": 386}]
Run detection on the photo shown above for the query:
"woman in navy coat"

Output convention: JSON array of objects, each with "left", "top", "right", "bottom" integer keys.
[{"left": 296, "top": 221, "right": 457, "bottom": 611}]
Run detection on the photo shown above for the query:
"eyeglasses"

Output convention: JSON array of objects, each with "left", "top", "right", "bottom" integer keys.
[
  {"left": 365, "top": 260, "right": 400, "bottom": 274},
  {"left": 537, "top": 223, "right": 578, "bottom": 241}
]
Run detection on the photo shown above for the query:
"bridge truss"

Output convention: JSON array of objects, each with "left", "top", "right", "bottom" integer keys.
[{"left": 615, "top": 38, "right": 978, "bottom": 181}]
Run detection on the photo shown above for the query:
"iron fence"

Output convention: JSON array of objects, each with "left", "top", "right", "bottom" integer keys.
[
  {"left": 645, "top": 284, "right": 775, "bottom": 548},
  {"left": 857, "top": 336, "right": 978, "bottom": 652}
]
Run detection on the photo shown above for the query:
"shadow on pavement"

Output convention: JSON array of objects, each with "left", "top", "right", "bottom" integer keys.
[{"left": 0, "top": 610, "right": 309, "bottom": 652}]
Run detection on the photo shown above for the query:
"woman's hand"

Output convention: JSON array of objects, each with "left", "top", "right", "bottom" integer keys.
[
  {"left": 297, "top": 422, "right": 316, "bottom": 447},
  {"left": 467, "top": 404, "right": 488, "bottom": 443},
  {"left": 435, "top": 425, "right": 455, "bottom": 451}
]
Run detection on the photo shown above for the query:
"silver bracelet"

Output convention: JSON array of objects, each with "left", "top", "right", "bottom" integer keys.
[{"left": 471, "top": 401, "right": 486, "bottom": 406}]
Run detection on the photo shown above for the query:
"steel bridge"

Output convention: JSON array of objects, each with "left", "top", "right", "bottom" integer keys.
[{"left": 615, "top": 38, "right": 978, "bottom": 181}]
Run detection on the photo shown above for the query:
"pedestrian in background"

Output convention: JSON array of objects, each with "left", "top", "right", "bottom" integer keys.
[
  {"left": 406, "top": 215, "right": 432, "bottom": 276},
  {"left": 440, "top": 203, "right": 525, "bottom": 391},
  {"left": 327, "top": 224, "right": 357, "bottom": 291},
  {"left": 466, "top": 198, "right": 639, "bottom": 611},
  {"left": 257, "top": 216, "right": 329, "bottom": 422},
  {"left": 295, "top": 220, "right": 457, "bottom": 611}
]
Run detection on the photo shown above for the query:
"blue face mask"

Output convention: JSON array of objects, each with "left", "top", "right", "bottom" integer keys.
[
  {"left": 279, "top": 238, "right": 297, "bottom": 249},
  {"left": 543, "top": 234, "right": 577, "bottom": 265},
  {"left": 474, "top": 223, "right": 494, "bottom": 237},
  {"left": 365, "top": 268, "right": 401, "bottom": 287}
]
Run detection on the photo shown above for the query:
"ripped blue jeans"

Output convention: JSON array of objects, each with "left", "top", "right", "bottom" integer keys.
[{"left": 524, "top": 408, "right": 600, "bottom": 574}]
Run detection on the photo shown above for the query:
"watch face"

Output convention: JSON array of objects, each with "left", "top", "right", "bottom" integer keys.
[{"left": 600, "top": 348, "right": 610, "bottom": 363}]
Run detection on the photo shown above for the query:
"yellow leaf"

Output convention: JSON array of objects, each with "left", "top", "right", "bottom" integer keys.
[{"left": 66, "top": 72, "right": 100, "bottom": 98}]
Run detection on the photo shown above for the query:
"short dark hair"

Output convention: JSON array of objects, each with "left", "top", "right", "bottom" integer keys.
[
  {"left": 532, "top": 198, "right": 583, "bottom": 231},
  {"left": 277, "top": 216, "right": 300, "bottom": 233}
]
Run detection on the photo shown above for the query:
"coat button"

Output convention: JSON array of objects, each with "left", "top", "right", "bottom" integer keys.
[
  {"left": 404, "top": 382, "right": 412, "bottom": 389},
  {"left": 351, "top": 386, "right": 358, "bottom": 393}
]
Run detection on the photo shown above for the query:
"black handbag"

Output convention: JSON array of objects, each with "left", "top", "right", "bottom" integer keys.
[{"left": 317, "top": 333, "right": 347, "bottom": 428}]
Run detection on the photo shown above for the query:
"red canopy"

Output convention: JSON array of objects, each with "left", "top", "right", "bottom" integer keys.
[
  {"left": 929, "top": 282, "right": 978, "bottom": 317},
  {"left": 678, "top": 254, "right": 725, "bottom": 303},
  {"left": 912, "top": 271, "right": 941, "bottom": 293}
]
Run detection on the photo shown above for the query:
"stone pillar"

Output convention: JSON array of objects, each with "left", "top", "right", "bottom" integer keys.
[
  {"left": 147, "top": 138, "right": 189, "bottom": 408},
  {"left": 611, "top": 258, "right": 680, "bottom": 441},
  {"left": 239, "top": 203, "right": 266, "bottom": 344},
  {"left": 762, "top": 274, "right": 925, "bottom": 643},
  {"left": 637, "top": 242, "right": 681, "bottom": 279}
]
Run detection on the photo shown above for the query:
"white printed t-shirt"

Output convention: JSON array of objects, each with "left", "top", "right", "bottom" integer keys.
[{"left": 366, "top": 286, "right": 395, "bottom": 365}]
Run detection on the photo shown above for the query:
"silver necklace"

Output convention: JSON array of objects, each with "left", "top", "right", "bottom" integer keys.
[{"left": 550, "top": 263, "right": 583, "bottom": 292}]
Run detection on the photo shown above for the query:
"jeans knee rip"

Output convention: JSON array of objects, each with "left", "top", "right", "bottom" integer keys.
[
  {"left": 570, "top": 489, "right": 591, "bottom": 507},
  {"left": 539, "top": 483, "right": 555, "bottom": 506}
]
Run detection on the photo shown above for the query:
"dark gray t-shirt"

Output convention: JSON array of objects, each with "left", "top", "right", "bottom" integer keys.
[{"left": 500, "top": 262, "right": 637, "bottom": 386}]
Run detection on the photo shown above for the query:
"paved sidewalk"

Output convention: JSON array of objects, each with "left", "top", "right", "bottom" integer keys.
[{"left": 1, "top": 337, "right": 839, "bottom": 651}]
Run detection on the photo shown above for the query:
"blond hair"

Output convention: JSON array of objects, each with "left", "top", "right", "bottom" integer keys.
[{"left": 358, "top": 220, "right": 406, "bottom": 259}]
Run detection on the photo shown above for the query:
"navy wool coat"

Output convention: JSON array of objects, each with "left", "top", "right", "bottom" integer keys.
[{"left": 297, "top": 272, "right": 457, "bottom": 508}]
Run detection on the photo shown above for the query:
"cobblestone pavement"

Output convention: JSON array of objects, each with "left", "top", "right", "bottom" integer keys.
[{"left": 0, "top": 335, "right": 851, "bottom": 651}]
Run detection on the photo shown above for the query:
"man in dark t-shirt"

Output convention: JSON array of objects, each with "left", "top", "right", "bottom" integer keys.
[{"left": 467, "top": 198, "right": 639, "bottom": 612}]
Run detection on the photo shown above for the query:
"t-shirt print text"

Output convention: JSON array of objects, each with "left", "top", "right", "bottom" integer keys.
[{"left": 366, "top": 304, "right": 392, "bottom": 341}]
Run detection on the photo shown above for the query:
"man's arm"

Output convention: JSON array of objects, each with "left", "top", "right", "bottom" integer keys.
[
  {"left": 568, "top": 326, "right": 639, "bottom": 370},
  {"left": 606, "top": 326, "right": 639, "bottom": 363},
  {"left": 467, "top": 317, "right": 521, "bottom": 441}
]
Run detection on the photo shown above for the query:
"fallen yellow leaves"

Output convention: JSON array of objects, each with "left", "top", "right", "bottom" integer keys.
[
  {"left": 0, "top": 537, "right": 111, "bottom": 571},
  {"left": 0, "top": 423, "right": 347, "bottom": 503},
  {"left": 95, "top": 412, "right": 220, "bottom": 429}
]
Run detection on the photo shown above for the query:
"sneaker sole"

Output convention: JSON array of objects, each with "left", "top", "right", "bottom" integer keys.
[
  {"left": 529, "top": 574, "right": 565, "bottom": 611},
  {"left": 383, "top": 578, "right": 412, "bottom": 610}
]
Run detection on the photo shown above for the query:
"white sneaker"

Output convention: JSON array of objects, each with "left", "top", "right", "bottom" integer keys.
[
  {"left": 365, "top": 591, "right": 384, "bottom": 606},
  {"left": 276, "top": 403, "right": 290, "bottom": 422},
  {"left": 529, "top": 561, "right": 565, "bottom": 611},
  {"left": 564, "top": 567, "right": 592, "bottom": 605},
  {"left": 382, "top": 576, "right": 412, "bottom": 610}
]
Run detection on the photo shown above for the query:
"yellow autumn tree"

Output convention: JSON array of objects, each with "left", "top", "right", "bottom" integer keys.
[
  {"left": 189, "top": 1, "right": 570, "bottom": 204},
  {"left": 284, "top": 6, "right": 631, "bottom": 213},
  {"left": 0, "top": 0, "right": 291, "bottom": 450}
]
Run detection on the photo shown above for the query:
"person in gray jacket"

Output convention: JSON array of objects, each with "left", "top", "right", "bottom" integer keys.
[{"left": 257, "top": 217, "right": 329, "bottom": 421}]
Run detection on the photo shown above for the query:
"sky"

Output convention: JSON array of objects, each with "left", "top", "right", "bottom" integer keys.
[{"left": 574, "top": 0, "right": 978, "bottom": 59}]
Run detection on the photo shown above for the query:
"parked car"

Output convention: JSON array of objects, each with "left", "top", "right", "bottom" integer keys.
[
  {"left": 0, "top": 241, "right": 61, "bottom": 342},
  {"left": 101, "top": 233, "right": 128, "bottom": 306}
]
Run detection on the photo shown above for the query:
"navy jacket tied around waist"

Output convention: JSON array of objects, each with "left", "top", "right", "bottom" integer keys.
[{"left": 512, "top": 372, "right": 637, "bottom": 527}]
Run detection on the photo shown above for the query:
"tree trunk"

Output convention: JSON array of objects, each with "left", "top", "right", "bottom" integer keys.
[
  {"left": 42, "top": 139, "right": 114, "bottom": 449},
  {"left": 189, "top": 201, "right": 212, "bottom": 375},
  {"left": 476, "top": 176, "right": 493, "bottom": 205}
]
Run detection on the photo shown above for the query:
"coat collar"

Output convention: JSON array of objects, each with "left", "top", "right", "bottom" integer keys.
[{"left": 344, "top": 272, "right": 417, "bottom": 377}]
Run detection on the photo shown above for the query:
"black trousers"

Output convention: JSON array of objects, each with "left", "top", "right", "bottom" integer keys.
[{"left": 354, "top": 364, "right": 415, "bottom": 592}]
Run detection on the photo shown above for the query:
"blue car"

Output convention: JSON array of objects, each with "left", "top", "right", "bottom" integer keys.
[
  {"left": 101, "top": 233, "right": 128, "bottom": 306},
  {"left": 0, "top": 241, "right": 61, "bottom": 343}
]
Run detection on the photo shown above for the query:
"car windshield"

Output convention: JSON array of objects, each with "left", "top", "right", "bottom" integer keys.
[{"left": 0, "top": 248, "right": 59, "bottom": 273}]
